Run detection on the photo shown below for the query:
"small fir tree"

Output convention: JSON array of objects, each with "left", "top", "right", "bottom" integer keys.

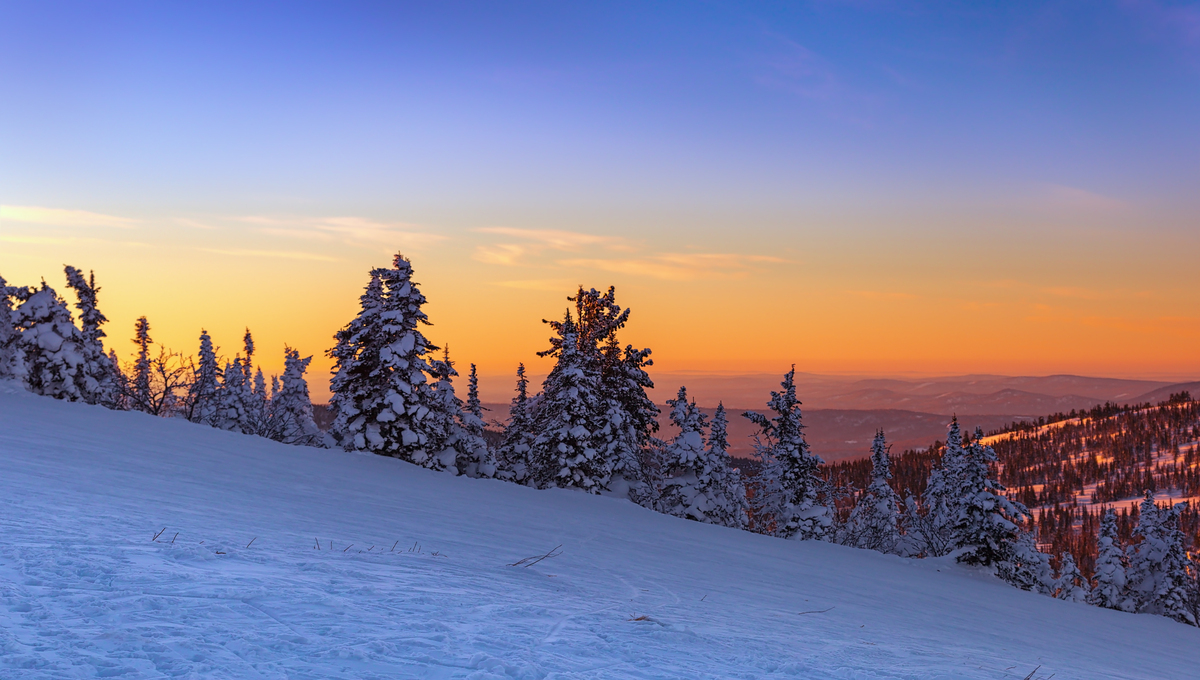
[
  {"left": 658, "top": 390, "right": 748, "bottom": 528},
  {"left": 953, "top": 428, "right": 1037, "bottom": 580},
  {"left": 63, "top": 266, "right": 116, "bottom": 404},
  {"left": 130, "top": 317, "right": 154, "bottom": 412},
  {"left": 267, "top": 346, "right": 323, "bottom": 446},
  {"left": 744, "top": 366, "right": 830, "bottom": 540},
  {"left": 1055, "top": 552, "right": 1090, "bottom": 603},
  {"left": 187, "top": 330, "right": 221, "bottom": 426},
  {"left": 529, "top": 316, "right": 608, "bottom": 492},
  {"left": 839, "top": 430, "right": 901, "bottom": 554},
  {"left": 1089, "top": 508, "right": 1133, "bottom": 612},
  {"left": 497, "top": 363, "right": 536, "bottom": 484},
  {"left": 0, "top": 275, "right": 24, "bottom": 380}
]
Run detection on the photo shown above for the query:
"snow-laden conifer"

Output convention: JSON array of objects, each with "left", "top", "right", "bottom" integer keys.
[
  {"left": 1055, "top": 552, "right": 1090, "bottom": 603},
  {"left": 953, "top": 428, "right": 1032, "bottom": 571},
  {"left": 215, "top": 357, "right": 255, "bottom": 433},
  {"left": 703, "top": 404, "right": 749, "bottom": 529},
  {"left": 0, "top": 275, "right": 23, "bottom": 380},
  {"left": 63, "top": 266, "right": 116, "bottom": 404},
  {"left": 1089, "top": 507, "right": 1133, "bottom": 611},
  {"left": 187, "top": 330, "right": 221, "bottom": 426},
  {"left": 839, "top": 430, "right": 901, "bottom": 553},
  {"left": 658, "top": 390, "right": 748, "bottom": 528},
  {"left": 744, "top": 366, "right": 830, "bottom": 540},
  {"left": 1128, "top": 494, "right": 1196, "bottom": 624},
  {"left": 267, "top": 346, "right": 323, "bottom": 446},
  {"left": 1127, "top": 491, "right": 1164, "bottom": 611},
  {"left": 427, "top": 350, "right": 493, "bottom": 477},
  {"left": 11, "top": 283, "right": 110, "bottom": 402},
  {"left": 529, "top": 315, "right": 608, "bottom": 492},
  {"left": 327, "top": 255, "right": 459, "bottom": 470},
  {"left": 913, "top": 418, "right": 968, "bottom": 557},
  {"left": 129, "top": 317, "right": 154, "bottom": 412},
  {"left": 497, "top": 363, "right": 536, "bottom": 484},
  {"left": 537, "top": 287, "right": 659, "bottom": 504}
]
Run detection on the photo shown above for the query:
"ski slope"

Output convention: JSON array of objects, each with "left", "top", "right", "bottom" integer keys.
[{"left": 0, "top": 382, "right": 1196, "bottom": 679}]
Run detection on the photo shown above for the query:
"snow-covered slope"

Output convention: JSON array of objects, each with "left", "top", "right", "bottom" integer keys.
[{"left": 1, "top": 384, "right": 1196, "bottom": 679}]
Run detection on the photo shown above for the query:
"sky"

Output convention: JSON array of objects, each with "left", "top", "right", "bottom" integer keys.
[{"left": 2, "top": 1, "right": 1199, "bottom": 402}]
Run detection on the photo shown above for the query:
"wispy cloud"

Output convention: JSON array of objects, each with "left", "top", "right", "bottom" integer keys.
[
  {"left": 241, "top": 215, "right": 446, "bottom": 250},
  {"left": 849, "top": 290, "right": 917, "bottom": 301},
  {"left": 0, "top": 205, "right": 138, "bottom": 229},
  {"left": 1044, "top": 185, "right": 1127, "bottom": 212},
  {"left": 560, "top": 253, "right": 788, "bottom": 281},
  {"left": 472, "top": 227, "right": 631, "bottom": 265},
  {"left": 491, "top": 279, "right": 579, "bottom": 291},
  {"left": 200, "top": 248, "right": 341, "bottom": 262}
]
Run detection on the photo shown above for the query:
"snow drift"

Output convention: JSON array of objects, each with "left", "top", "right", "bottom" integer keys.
[{"left": 0, "top": 381, "right": 1196, "bottom": 679}]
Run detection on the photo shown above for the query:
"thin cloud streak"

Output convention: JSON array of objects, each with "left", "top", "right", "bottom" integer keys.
[
  {"left": 560, "top": 253, "right": 789, "bottom": 281},
  {"left": 200, "top": 248, "right": 341, "bottom": 262},
  {"left": 240, "top": 215, "right": 446, "bottom": 250},
  {"left": 0, "top": 205, "right": 138, "bottom": 229}
]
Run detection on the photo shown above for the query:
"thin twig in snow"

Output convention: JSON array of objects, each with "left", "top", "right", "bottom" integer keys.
[
  {"left": 797, "top": 607, "right": 835, "bottom": 615},
  {"left": 246, "top": 537, "right": 256, "bottom": 548},
  {"left": 507, "top": 545, "right": 563, "bottom": 568},
  {"left": 152, "top": 528, "right": 166, "bottom": 541}
]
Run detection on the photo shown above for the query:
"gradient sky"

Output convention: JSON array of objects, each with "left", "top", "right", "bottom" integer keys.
[{"left": 2, "top": 1, "right": 1199, "bottom": 401}]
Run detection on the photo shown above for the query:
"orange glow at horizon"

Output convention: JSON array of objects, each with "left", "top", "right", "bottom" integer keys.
[{"left": 3, "top": 203, "right": 1199, "bottom": 405}]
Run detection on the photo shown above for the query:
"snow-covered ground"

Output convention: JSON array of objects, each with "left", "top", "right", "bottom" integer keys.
[{"left": 1, "top": 383, "right": 1197, "bottom": 679}]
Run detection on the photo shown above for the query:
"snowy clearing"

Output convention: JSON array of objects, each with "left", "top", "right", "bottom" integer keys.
[{"left": 0, "top": 382, "right": 1196, "bottom": 679}]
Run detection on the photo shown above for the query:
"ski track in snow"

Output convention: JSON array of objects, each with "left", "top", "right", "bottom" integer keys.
[{"left": 1, "top": 383, "right": 1198, "bottom": 679}]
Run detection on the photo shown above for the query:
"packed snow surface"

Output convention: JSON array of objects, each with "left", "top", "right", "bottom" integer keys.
[{"left": 1, "top": 383, "right": 1196, "bottom": 679}]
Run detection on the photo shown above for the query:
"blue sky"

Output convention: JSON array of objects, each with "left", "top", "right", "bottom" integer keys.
[{"left": 2, "top": 1, "right": 1199, "bottom": 388}]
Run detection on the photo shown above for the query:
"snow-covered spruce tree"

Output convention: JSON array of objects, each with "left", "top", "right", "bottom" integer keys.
[
  {"left": 63, "top": 266, "right": 116, "bottom": 405},
  {"left": 537, "top": 286, "right": 660, "bottom": 504},
  {"left": 0, "top": 275, "right": 24, "bottom": 380},
  {"left": 838, "top": 430, "right": 901, "bottom": 553},
  {"left": 1128, "top": 494, "right": 1196, "bottom": 624},
  {"left": 952, "top": 428, "right": 1037, "bottom": 577},
  {"left": 327, "top": 254, "right": 461, "bottom": 471},
  {"left": 215, "top": 357, "right": 255, "bottom": 433},
  {"left": 744, "top": 366, "right": 830, "bottom": 540},
  {"left": 657, "top": 387, "right": 708, "bottom": 517},
  {"left": 11, "top": 282, "right": 110, "bottom": 403},
  {"left": 129, "top": 316, "right": 154, "bottom": 412},
  {"left": 428, "top": 350, "right": 494, "bottom": 478},
  {"left": 266, "top": 346, "right": 323, "bottom": 446},
  {"left": 1055, "top": 552, "right": 1090, "bottom": 603},
  {"left": 703, "top": 403, "right": 749, "bottom": 529},
  {"left": 496, "top": 363, "right": 536, "bottom": 484},
  {"left": 658, "top": 390, "right": 749, "bottom": 528},
  {"left": 186, "top": 330, "right": 221, "bottom": 426},
  {"left": 528, "top": 315, "right": 609, "bottom": 492},
  {"left": 1127, "top": 491, "right": 1164, "bottom": 613},
  {"left": 910, "top": 418, "right": 968, "bottom": 557},
  {"left": 1089, "top": 507, "right": 1133, "bottom": 611}
]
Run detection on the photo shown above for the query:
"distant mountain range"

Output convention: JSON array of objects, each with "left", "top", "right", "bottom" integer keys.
[{"left": 478, "top": 372, "right": 1199, "bottom": 463}]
